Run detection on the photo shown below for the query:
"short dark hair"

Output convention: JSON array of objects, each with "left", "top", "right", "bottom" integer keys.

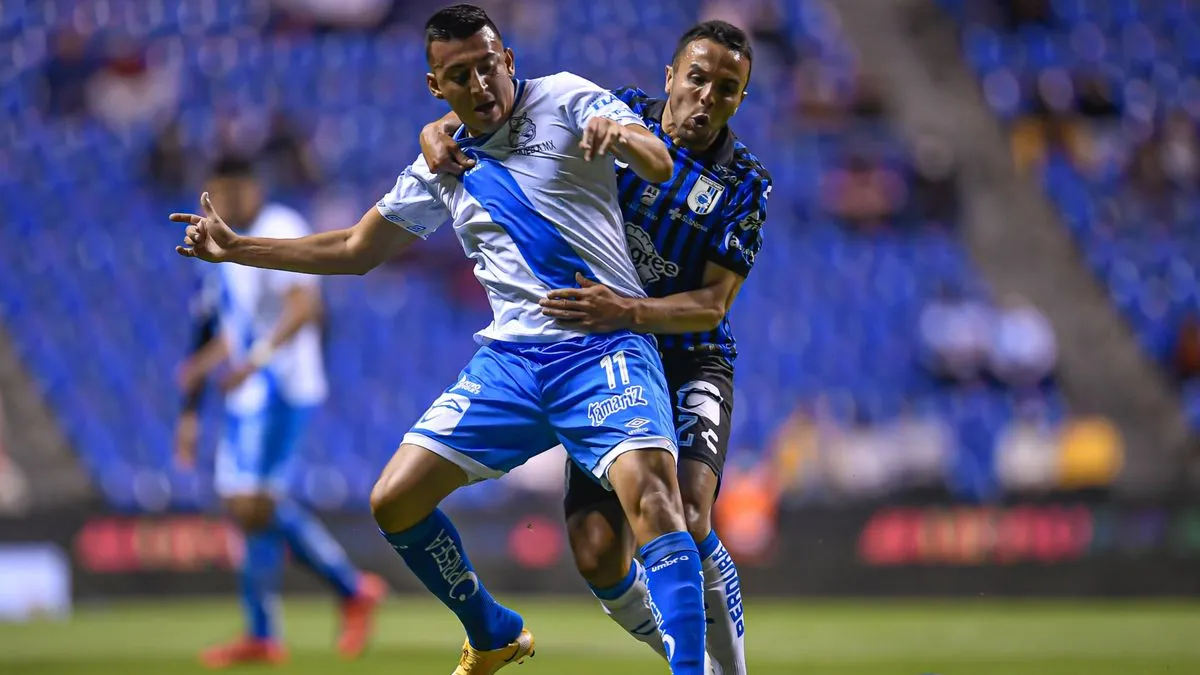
[
  {"left": 425, "top": 4, "right": 503, "bottom": 63},
  {"left": 209, "top": 155, "right": 256, "bottom": 179},
  {"left": 672, "top": 20, "right": 753, "bottom": 79}
]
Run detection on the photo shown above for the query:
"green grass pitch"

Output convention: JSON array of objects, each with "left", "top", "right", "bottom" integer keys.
[{"left": 1, "top": 597, "right": 1198, "bottom": 674}]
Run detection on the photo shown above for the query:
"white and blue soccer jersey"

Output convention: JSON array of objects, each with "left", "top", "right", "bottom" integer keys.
[
  {"left": 215, "top": 203, "right": 327, "bottom": 496},
  {"left": 375, "top": 72, "right": 677, "bottom": 485},
  {"left": 377, "top": 72, "right": 650, "bottom": 344}
]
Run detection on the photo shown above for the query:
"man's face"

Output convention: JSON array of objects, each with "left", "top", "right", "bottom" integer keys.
[
  {"left": 427, "top": 27, "right": 516, "bottom": 136},
  {"left": 204, "top": 175, "right": 262, "bottom": 230},
  {"left": 664, "top": 38, "right": 750, "bottom": 150}
]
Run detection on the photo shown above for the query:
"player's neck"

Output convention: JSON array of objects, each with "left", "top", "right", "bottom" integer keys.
[{"left": 661, "top": 103, "right": 720, "bottom": 154}]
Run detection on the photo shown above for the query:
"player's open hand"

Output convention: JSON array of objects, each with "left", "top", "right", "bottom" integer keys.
[
  {"left": 539, "top": 272, "right": 633, "bottom": 332},
  {"left": 421, "top": 122, "right": 475, "bottom": 175},
  {"left": 580, "top": 118, "right": 628, "bottom": 162},
  {"left": 172, "top": 192, "right": 239, "bottom": 263}
]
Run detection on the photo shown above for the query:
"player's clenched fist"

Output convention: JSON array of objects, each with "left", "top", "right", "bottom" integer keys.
[
  {"left": 171, "top": 192, "right": 239, "bottom": 263},
  {"left": 579, "top": 117, "right": 628, "bottom": 162}
]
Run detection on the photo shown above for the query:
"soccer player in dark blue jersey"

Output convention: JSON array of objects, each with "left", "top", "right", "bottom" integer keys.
[{"left": 419, "top": 21, "right": 769, "bottom": 674}]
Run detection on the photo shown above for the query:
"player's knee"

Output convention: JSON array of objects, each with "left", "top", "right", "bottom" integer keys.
[
  {"left": 369, "top": 471, "right": 403, "bottom": 525},
  {"left": 371, "top": 444, "right": 466, "bottom": 533},
  {"left": 629, "top": 476, "right": 684, "bottom": 529},
  {"left": 226, "top": 495, "right": 275, "bottom": 532},
  {"left": 369, "top": 467, "right": 424, "bottom": 532},
  {"left": 609, "top": 450, "right": 686, "bottom": 534}
]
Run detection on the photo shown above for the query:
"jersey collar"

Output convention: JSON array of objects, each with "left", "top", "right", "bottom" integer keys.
[
  {"left": 453, "top": 78, "right": 528, "bottom": 148},
  {"left": 643, "top": 98, "right": 736, "bottom": 168}
]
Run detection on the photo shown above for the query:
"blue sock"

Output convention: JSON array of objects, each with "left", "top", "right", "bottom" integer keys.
[
  {"left": 381, "top": 509, "right": 522, "bottom": 650},
  {"left": 274, "top": 499, "right": 361, "bottom": 598},
  {"left": 641, "top": 531, "right": 706, "bottom": 675},
  {"left": 589, "top": 563, "right": 638, "bottom": 601},
  {"left": 240, "top": 529, "right": 286, "bottom": 640}
]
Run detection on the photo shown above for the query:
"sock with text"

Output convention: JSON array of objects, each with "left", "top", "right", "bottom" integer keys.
[
  {"left": 698, "top": 531, "right": 747, "bottom": 674},
  {"left": 381, "top": 509, "right": 522, "bottom": 650},
  {"left": 640, "top": 531, "right": 707, "bottom": 675},
  {"left": 590, "top": 560, "right": 668, "bottom": 659}
]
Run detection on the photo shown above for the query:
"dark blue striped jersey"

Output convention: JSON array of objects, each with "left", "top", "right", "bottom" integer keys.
[{"left": 612, "top": 87, "right": 772, "bottom": 359}]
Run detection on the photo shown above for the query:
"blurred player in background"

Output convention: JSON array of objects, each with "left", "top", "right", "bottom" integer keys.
[
  {"left": 419, "top": 20, "right": 770, "bottom": 675},
  {"left": 172, "top": 5, "right": 713, "bottom": 674},
  {"left": 174, "top": 157, "right": 386, "bottom": 668}
]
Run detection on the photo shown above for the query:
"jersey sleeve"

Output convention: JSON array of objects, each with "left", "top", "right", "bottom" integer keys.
[
  {"left": 258, "top": 209, "right": 321, "bottom": 292},
  {"left": 708, "top": 175, "right": 772, "bottom": 277},
  {"left": 612, "top": 86, "right": 650, "bottom": 110},
  {"left": 375, "top": 158, "right": 451, "bottom": 240},
  {"left": 548, "top": 72, "right": 646, "bottom": 136}
]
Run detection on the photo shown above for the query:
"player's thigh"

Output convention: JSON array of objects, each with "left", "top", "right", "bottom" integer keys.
[
  {"left": 563, "top": 458, "right": 635, "bottom": 585},
  {"left": 543, "top": 332, "right": 678, "bottom": 485},
  {"left": 402, "top": 344, "right": 557, "bottom": 484},
  {"left": 667, "top": 356, "right": 735, "bottom": 531},
  {"left": 370, "top": 442, "right": 472, "bottom": 532}
]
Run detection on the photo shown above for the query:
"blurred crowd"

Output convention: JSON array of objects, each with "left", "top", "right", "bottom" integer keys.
[
  {"left": 11, "top": 0, "right": 1199, "bottom": 518},
  {"left": 954, "top": 0, "right": 1200, "bottom": 402}
]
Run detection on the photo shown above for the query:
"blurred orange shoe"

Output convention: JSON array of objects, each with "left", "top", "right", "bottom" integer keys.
[
  {"left": 200, "top": 637, "right": 287, "bottom": 669},
  {"left": 337, "top": 572, "right": 388, "bottom": 659}
]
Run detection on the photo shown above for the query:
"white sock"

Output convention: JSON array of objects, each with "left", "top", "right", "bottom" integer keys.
[
  {"left": 591, "top": 559, "right": 669, "bottom": 661},
  {"left": 699, "top": 533, "right": 747, "bottom": 675}
]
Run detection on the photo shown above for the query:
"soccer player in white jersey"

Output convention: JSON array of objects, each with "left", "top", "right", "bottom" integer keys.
[
  {"left": 172, "top": 5, "right": 709, "bottom": 674},
  {"left": 173, "top": 157, "right": 386, "bottom": 668}
]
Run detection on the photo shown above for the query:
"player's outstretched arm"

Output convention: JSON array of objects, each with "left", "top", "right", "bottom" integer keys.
[
  {"left": 580, "top": 119, "right": 673, "bottom": 183},
  {"left": 172, "top": 193, "right": 419, "bottom": 276},
  {"left": 540, "top": 264, "right": 743, "bottom": 334}
]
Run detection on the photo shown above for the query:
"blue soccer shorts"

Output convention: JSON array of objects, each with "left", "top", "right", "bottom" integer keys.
[
  {"left": 215, "top": 391, "right": 314, "bottom": 498},
  {"left": 403, "top": 331, "right": 677, "bottom": 487}
]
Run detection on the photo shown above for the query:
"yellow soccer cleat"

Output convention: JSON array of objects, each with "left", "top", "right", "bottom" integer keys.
[{"left": 453, "top": 628, "right": 536, "bottom": 675}]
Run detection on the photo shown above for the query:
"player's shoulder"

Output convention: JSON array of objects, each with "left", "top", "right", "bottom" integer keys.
[
  {"left": 405, "top": 153, "right": 438, "bottom": 181},
  {"left": 611, "top": 86, "right": 654, "bottom": 112},
  {"left": 255, "top": 203, "right": 312, "bottom": 238},
  {"left": 526, "top": 71, "right": 608, "bottom": 103},
  {"left": 728, "top": 136, "right": 772, "bottom": 194}
]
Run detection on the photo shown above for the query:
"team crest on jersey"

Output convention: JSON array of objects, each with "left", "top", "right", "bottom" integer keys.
[
  {"left": 686, "top": 175, "right": 725, "bottom": 215},
  {"left": 508, "top": 112, "right": 536, "bottom": 147},
  {"left": 508, "top": 112, "right": 555, "bottom": 155}
]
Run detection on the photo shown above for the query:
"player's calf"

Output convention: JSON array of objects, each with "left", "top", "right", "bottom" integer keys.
[
  {"left": 568, "top": 505, "right": 670, "bottom": 660},
  {"left": 372, "top": 444, "right": 523, "bottom": 653},
  {"left": 609, "top": 449, "right": 707, "bottom": 675}
]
